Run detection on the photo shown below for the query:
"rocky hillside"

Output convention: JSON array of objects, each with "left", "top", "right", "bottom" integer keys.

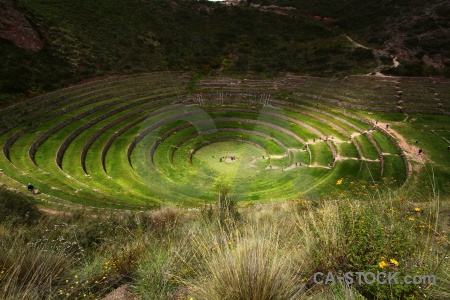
[
  {"left": 379, "top": 1, "right": 450, "bottom": 73},
  {"left": 0, "top": 0, "right": 43, "bottom": 51},
  {"left": 0, "top": 0, "right": 449, "bottom": 106},
  {"left": 253, "top": 0, "right": 450, "bottom": 75}
]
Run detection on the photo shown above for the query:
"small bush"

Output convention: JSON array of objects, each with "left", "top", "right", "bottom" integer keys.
[{"left": 0, "top": 188, "right": 41, "bottom": 225}]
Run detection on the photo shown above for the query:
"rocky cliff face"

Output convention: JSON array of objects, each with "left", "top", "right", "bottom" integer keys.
[{"left": 0, "top": 0, "right": 44, "bottom": 51}]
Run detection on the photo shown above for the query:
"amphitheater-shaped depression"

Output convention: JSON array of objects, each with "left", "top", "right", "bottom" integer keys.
[{"left": 0, "top": 73, "right": 425, "bottom": 209}]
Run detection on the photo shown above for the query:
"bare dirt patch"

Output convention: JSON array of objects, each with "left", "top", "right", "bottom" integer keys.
[
  {"left": 102, "top": 285, "right": 137, "bottom": 300},
  {"left": 224, "top": 157, "right": 237, "bottom": 163},
  {"left": 0, "top": 0, "right": 44, "bottom": 51}
]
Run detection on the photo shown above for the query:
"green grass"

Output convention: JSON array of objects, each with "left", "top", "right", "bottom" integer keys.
[
  {"left": 382, "top": 155, "right": 407, "bottom": 187},
  {"left": 337, "top": 141, "right": 360, "bottom": 158},
  {"left": 371, "top": 130, "right": 401, "bottom": 154},
  {"left": 309, "top": 159, "right": 382, "bottom": 198},
  {"left": 435, "top": 131, "right": 450, "bottom": 142},
  {"left": 308, "top": 142, "right": 333, "bottom": 166},
  {"left": 2, "top": 73, "right": 449, "bottom": 208},
  {"left": 1, "top": 150, "right": 450, "bottom": 299},
  {"left": 354, "top": 134, "right": 380, "bottom": 160},
  {"left": 385, "top": 113, "right": 450, "bottom": 192},
  {"left": 1, "top": 0, "right": 450, "bottom": 296},
  {"left": 194, "top": 141, "right": 266, "bottom": 175}
]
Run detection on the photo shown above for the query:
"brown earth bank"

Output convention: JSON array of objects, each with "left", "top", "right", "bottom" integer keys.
[{"left": 0, "top": 0, "right": 44, "bottom": 51}]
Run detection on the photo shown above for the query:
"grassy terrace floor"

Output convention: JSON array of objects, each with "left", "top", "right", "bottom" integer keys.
[{"left": 0, "top": 73, "right": 449, "bottom": 209}]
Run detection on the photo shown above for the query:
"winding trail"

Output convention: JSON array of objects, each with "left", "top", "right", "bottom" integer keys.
[
  {"left": 344, "top": 34, "right": 400, "bottom": 72},
  {"left": 377, "top": 122, "right": 426, "bottom": 169},
  {"left": 345, "top": 35, "right": 369, "bottom": 49}
]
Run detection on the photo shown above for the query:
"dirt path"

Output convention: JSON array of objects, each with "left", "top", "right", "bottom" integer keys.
[
  {"left": 392, "top": 57, "right": 400, "bottom": 67},
  {"left": 269, "top": 154, "right": 288, "bottom": 159},
  {"left": 344, "top": 34, "right": 400, "bottom": 72},
  {"left": 38, "top": 206, "right": 73, "bottom": 216},
  {"left": 379, "top": 122, "right": 426, "bottom": 169},
  {"left": 345, "top": 35, "right": 369, "bottom": 49}
]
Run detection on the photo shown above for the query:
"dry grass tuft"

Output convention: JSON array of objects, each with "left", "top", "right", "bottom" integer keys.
[{"left": 187, "top": 222, "right": 305, "bottom": 300}]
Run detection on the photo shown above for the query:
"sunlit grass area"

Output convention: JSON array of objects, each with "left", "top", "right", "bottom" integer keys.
[{"left": 3, "top": 73, "right": 429, "bottom": 208}]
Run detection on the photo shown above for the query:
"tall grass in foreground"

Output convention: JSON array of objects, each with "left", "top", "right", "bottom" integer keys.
[
  {"left": 176, "top": 187, "right": 450, "bottom": 300},
  {"left": 1, "top": 187, "right": 449, "bottom": 299},
  {"left": 187, "top": 223, "right": 305, "bottom": 300},
  {"left": 0, "top": 234, "right": 70, "bottom": 300}
]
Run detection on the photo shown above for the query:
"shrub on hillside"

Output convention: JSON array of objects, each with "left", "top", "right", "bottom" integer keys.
[
  {"left": 0, "top": 188, "right": 41, "bottom": 225},
  {"left": 294, "top": 194, "right": 445, "bottom": 299}
]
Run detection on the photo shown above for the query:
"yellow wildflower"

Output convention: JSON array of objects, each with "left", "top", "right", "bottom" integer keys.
[
  {"left": 408, "top": 217, "right": 414, "bottom": 221},
  {"left": 415, "top": 207, "right": 421, "bottom": 212},
  {"left": 336, "top": 178, "right": 343, "bottom": 185},
  {"left": 390, "top": 259, "right": 399, "bottom": 266},
  {"left": 379, "top": 261, "right": 389, "bottom": 268}
]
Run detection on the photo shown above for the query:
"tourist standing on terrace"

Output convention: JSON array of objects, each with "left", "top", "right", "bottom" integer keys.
[{"left": 27, "top": 183, "right": 35, "bottom": 194}]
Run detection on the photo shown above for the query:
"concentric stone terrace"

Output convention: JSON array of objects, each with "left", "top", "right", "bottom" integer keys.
[{"left": 2, "top": 73, "right": 447, "bottom": 209}]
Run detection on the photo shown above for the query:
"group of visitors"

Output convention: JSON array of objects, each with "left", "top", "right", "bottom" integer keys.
[{"left": 218, "top": 155, "right": 236, "bottom": 162}]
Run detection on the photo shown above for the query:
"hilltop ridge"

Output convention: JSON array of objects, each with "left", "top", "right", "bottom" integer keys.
[{"left": 0, "top": 0, "right": 449, "bottom": 106}]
